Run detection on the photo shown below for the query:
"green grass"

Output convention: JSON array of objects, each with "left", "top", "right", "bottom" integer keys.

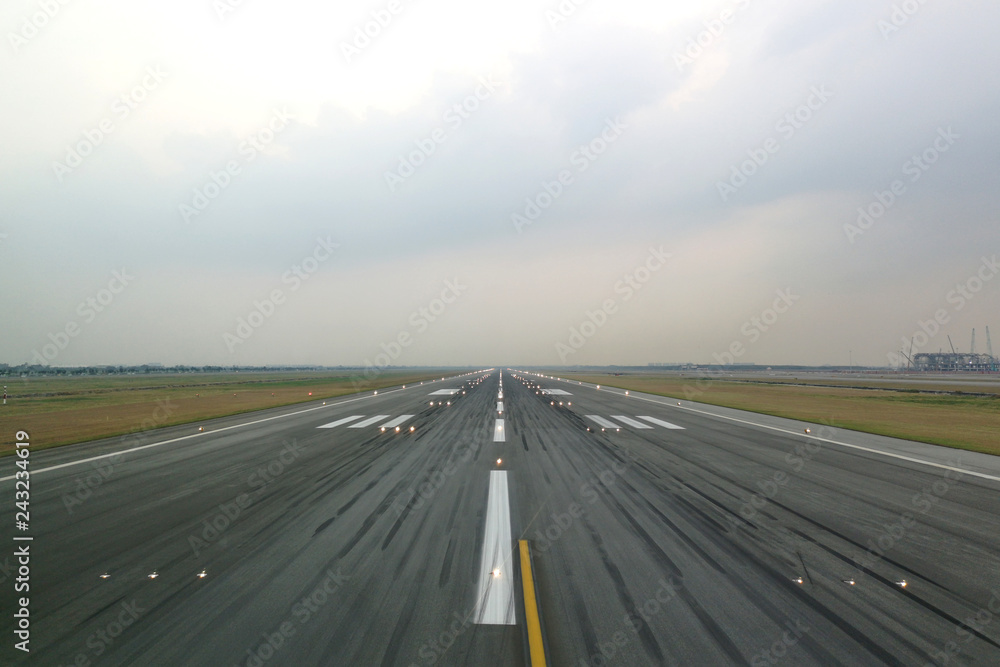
[
  {"left": 1, "top": 370, "right": 458, "bottom": 455},
  {"left": 550, "top": 373, "right": 1000, "bottom": 456}
]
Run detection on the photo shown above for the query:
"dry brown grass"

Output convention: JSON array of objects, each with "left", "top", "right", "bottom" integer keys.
[
  {"left": 556, "top": 374, "right": 1000, "bottom": 456},
  {"left": 0, "top": 371, "right": 453, "bottom": 455}
]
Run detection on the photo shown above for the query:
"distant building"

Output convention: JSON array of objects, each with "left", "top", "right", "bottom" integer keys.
[{"left": 912, "top": 353, "right": 997, "bottom": 372}]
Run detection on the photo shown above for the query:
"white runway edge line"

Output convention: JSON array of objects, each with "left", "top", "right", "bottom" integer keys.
[
  {"left": 494, "top": 419, "right": 506, "bottom": 442},
  {"left": 611, "top": 415, "right": 652, "bottom": 429},
  {"left": 475, "top": 470, "right": 516, "bottom": 625},
  {"left": 0, "top": 375, "right": 470, "bottom": 483},
  {"left": 557, "top": 378, "right": 1000, "bottom": 483},
  {"left": 637, "top": 416, "right": 685, "bottom": 430},
  {"left": 317, "top": 415, "right": 365, "bottom": 429}
]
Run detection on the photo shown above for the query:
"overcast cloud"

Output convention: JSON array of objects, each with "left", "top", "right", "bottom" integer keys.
[{"left": 2, "top": 0, "right": 998, "bottom": 367}]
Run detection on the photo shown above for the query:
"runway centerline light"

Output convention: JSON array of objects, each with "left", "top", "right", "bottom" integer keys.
[
  {"left": 198, "top": 570, "right": 208, "bottom": 579},
  {"left": 492, "top": 568, "right": 501, "bottom": 578}
]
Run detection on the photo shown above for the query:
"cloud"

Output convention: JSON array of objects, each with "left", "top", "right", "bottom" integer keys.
[{"left": 2, "top": 0, "right": 999, "bottom": 366}]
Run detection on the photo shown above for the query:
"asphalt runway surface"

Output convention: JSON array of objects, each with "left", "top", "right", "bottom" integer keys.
[{"left": 2, "top": 370, "right": 999, "bottom": 666}]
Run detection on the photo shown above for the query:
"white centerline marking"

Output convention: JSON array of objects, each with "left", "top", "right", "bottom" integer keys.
[
  {"left": 586, "top": 415, "right": 620, "bottom": 429},
  {"left": 494, "top": 419, "right": 506, "bottom": 442},
  {"left": 497, "top": 401, "right": 504, "bottom": 413},
  {"left": 612, "top": 415, "right": 652, "bottom": 429},
  {"left": 349, "top": 415, "right": 390, "bottom": 428},
  {"left": 317, "top": 415, "right": 365, "bottom": 429},
  {"left": 637, "top": 416, "right": 685, "bottom": 430},
  {"left": 380, "top": 415, "right": 414, "bottom": 428},
  {"left": 429, "top": 389, "right": 459, "bottom": 395},
  {"left": 475, "top": 470, "right": 515, "bottom": 625}
]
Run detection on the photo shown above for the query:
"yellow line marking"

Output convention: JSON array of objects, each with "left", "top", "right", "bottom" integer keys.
[{"left": 519, "top": 540, "right": 547, "bottom": 667}]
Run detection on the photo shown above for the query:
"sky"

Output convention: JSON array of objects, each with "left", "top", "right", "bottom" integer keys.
[{"left": 1, "top": 0, "right": 998, "bottom": 368}]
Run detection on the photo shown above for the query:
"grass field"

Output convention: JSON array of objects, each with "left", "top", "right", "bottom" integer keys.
[
  {"left": 0, "top": 370, "right": 455, "bottom": 455},
  {"left": 718, "top": 376, "right": 1000, "bottom": 395},
  {"left": 552, "top": 373, "right": 1000, "bottom": 456}
]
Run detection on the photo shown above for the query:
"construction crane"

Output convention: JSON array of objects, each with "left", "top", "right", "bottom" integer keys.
[{"left": 947, "top": 335, "right": 956, "bottom": 354}]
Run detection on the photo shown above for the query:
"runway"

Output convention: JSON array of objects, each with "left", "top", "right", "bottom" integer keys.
[{"left": 2, "top": 370, "right": 999, "bottom": 665}]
